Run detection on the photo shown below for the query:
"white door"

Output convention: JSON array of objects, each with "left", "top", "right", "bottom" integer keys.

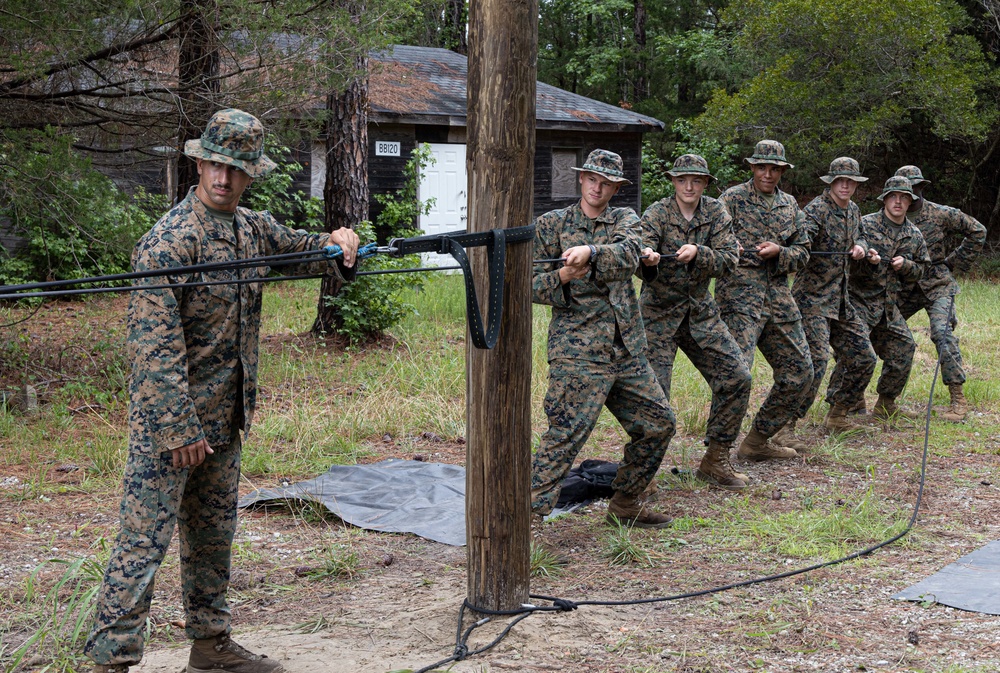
[{"left": 418, "top": 143, "right": 467, "bottom": 267}]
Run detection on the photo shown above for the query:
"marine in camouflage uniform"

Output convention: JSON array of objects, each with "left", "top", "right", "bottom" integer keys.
[
  {"left": 894, "top": 165, "right": 986, "bottom": 421},
  {"left": 828, "top": 176, "right": 930, "bottom": 421},
  {"left": 532, "top": 149, "right": 674, "bottom": 529},
  {"left": 790, "top": 158, "right": 877, "bottom": 432},
  {"left": 716, "top": 140, "right": 813, "bottom": 461},
  {"left": 638, "top": 154, "right": 751, "bottom": 490},
  {"left": 86, "top": 110, "right": 359, "bottom": 673}
]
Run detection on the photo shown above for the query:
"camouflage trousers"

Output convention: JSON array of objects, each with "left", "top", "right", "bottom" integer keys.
[
  {"left": 721, "top": 312, "right": 813, "bottom": 439},
  {"left": 86, "top": 433, "right": 241, "bottom": 666},
  {"left": 829, "top": 314, "right": 915, "bottom": 400},
  {"left": 647, "top": 315, "right": 751, "bottom": 444},
  {"left": 795, "top": 312, "right": 876, "bottom": 418},
  {"left": 899, "top": 289, "right": 965, "bottom": 385},
  {"left": 531, "top": 352, "right": 675, "bottom": 516}
]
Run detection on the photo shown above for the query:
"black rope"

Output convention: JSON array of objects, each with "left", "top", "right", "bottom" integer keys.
[{"left": 406, "top": 295, "right": 954, "bottom": 670}]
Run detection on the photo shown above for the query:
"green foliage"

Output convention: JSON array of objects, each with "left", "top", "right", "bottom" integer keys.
[
  {"left": 5, "top": 544, "right": 110, "bottom": 673},
  {"left": 321, "top": 144, "right": 435, "bottom": 343},
  {"left": 602, "top": 515, "right": 653, "bottom": 566},
  {"left": 244, "top": 140, "right": 324, "bottom": 231},
  {"left": 695, "top": 0, "right": 997, "bottom": 185},
  {"left": 0, "top": 129, "right": 163, "bottom": 286},
  {"left": 529, "top": 541, "right": 567, "bottom": 578},
  {"left": 641, "top": 119, "right": 745, "bottom": 210}
]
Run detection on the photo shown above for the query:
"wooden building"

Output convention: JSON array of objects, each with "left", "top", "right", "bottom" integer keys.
[{"left": 309, "top": 45, "right": 665, "bottom": 243}]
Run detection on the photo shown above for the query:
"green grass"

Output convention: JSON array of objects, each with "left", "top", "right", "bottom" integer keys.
[{"left": 4, "top": 274, "right": 1000, "bottom": 671}]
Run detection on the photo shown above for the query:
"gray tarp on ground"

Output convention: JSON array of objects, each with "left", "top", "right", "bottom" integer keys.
[
  {"left": 238, "top": 459, "right": 467, "bottom": 546},
  {"left": 893, "top": 540, "right": 1000, "bottom": 615}
]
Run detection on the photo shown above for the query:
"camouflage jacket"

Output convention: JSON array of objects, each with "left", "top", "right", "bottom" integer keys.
[
  {"left": 716, "top": 180, "right": 811, "bottom": 323},
  {"left": 849, "top": 212, "right": 929, "bottom": 331},
  {"left": 903, "top": 199, "right": 986, "bottom": 300},
  {"left": 532, "top": 201, "right": 646, "bottom": 363},
  {"left": 127, "top": 187, "right": 348, "bottom": 453},
  {"left": 792, "top": 190, "right": 868, "bottom": 320},
  {"left": 638, "top": 195, "right": 737, "bottom": 345}
]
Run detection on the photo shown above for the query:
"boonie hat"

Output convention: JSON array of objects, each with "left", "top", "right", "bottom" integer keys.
[
  {"left": 667, "top": 154, "right": 715, "bottom": 181},
  {"left": 877, "top": 175, "right": 919, "bottom": 202},
  {"left": 894, "top": 165, "right": 930, "bottom": 186},
  {"left": 572, "top": 149, "right": 632, "bottom": 185},
  {"left": 745, "top": 140, "right": 794, "bottom": 168},
  {"left": 184, "top": 108, "right": 276, "bottom": 178},
  {"left": 820, "top": 157, "right": 868, "bottom": 184}
]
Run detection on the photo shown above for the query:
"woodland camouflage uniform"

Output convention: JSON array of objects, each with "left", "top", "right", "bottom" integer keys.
[
  {"left": 639, "top": 154, "right": 750, "bottom": 441},
  {"left": 828, "top": 177, "right": 930, "bottom": 411},
  {"left": 716, "top": 143, "right": 813, "bottom": 446},
  {"left": 894, "top": 165, "right": 986, "bottom": 420},
  {"left": 531, "top": 151, "right": 674, "bottom": 519},
  {"left": 87, "top": 110, "right": 351, "bottom": 670},
  {"left": 791, "top": 158, "right": 877, "bottom": 425}
]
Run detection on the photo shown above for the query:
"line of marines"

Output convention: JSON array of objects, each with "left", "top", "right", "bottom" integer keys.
[{"left": 531, "top": 142, "right": 986, "bottom": 532}]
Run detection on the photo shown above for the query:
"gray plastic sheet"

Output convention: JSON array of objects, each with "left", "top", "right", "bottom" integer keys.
[
  {"left": 893, "top": 540, "right": 1000, "bottom": 614},
  {"left": 238, "top": 459, "right": 467, "bottom": 546}
]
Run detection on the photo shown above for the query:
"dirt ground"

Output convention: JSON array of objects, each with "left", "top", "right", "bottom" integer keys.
[
  {"left": 3, "top": 300, "right": 1000, "bottom": 672},
  {"left": 4, "top": 420, "right": 1000, "bottom": 673}
]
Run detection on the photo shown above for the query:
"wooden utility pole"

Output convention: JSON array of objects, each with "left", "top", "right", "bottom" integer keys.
[{"left": 465, "top": 0, "right": 538, "bottom": 611}]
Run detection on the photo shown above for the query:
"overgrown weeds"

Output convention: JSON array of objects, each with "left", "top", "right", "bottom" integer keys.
[{"left": 3, "top": 540, "right": 110, "bottom": 673}]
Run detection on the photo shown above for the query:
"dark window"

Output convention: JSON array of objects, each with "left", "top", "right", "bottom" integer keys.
[{"left": 552, "top": 148, "right": 581, "bottom": 198}]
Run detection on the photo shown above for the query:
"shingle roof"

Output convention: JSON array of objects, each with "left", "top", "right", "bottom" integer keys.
[{"left": 369, "top": 45, "right": 664, "bottom": 133}]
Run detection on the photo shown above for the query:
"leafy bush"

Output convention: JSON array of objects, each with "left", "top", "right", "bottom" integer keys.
[
  {"left": 641, "top": 119, "right": 745, "bottom": 211},
  {"left": 0, "top": 128, "right": 163, "bottom": 287},
  {"left": 244, "top": 140, "right": 324, "bottom": 230},
  {"left": 320, "top": 144, "right": 435, "bottom": 342}
]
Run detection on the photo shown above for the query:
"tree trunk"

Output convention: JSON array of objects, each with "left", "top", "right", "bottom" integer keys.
[
  {"left": 632, "top": 0, "right": 648, "bottom": 104},
  {"left": 444, "top": 0, "right": 468, "bottom": 55},
  {"left": 176, "top": 0, "right": 220, "bottom": 204},
  {"left": 465, "top": 0, "right": 537, "bottom": 613},
  {"left": 312, "top": 56, "right": 369, "bottom": 335}
]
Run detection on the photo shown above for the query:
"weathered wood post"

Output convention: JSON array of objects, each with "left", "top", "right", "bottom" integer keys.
[{"left": 465, "top": 0, "right": 538, "bottom": 610}]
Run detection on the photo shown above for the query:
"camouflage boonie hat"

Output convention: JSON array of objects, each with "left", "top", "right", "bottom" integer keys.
[
  {"left": 572, "top": 149, "right": 632, "bottom": 184},
  {"left": 183, "top": 108, "right": 276, "bottom": 178},
  {"left": 877, "top": 175, "right": 919, "bottom": 202},
  {"left": 667, "top": 154, "right": 715, "bottom": 180},
  {"left": 820, "top": 157, "right": 868, "bottom": 184},
  {"left": 895, "top": 165, "right": 930, "bottom": 186},
  {"left": 745, "top": 139, "right": 794, "bottom": 168}
]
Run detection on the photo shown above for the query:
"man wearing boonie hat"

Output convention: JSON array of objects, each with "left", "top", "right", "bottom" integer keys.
[
  {"left": 637, "top": 154, "right": 751, "bottom": 490},
  {"left": 531, "top": 149, "right": 675, "bottom": 533},
  {"left": 827, "top": 176, "right": 929, "bottom": 422},
  {"left": 716, "top": 140, "right": 813, "bottom": 464},
  {"left": 892, "top": 165, "right": 986, "bottom": 422},
  {"left": 86, "top": 109, "right": 359, "bottom": 673},
  {"left": 788, "top": 157, "right": 878, "bottom": 435}
]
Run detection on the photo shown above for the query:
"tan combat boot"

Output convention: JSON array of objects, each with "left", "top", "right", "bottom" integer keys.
[
  {"left": 737, "top": 428, "right": 798, "bottom": 462},
  {"left": 824, "top": 404, "right": 858, "bottom": 432},
  {"left": 605, "top": 491, "right": 673, "bottom": 529},
  {"left": 873, "top": 395, "right": 919, "bottom": 422},
  {"left": 695, "top": 441, "right": 747, "bottom": 491},
  {"left": 771, "top": 421, "right": 809, "bottom": 452},
  {"left": 188, "top": 634, "right": 283, "bottom": 673},
  {"left": 941, "top": 383, "right": 968, "bottom": 422},
  {"left": 847, "top": 397, "right": 867, "bottom": 415}
]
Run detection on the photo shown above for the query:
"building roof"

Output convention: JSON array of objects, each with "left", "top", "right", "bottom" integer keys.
[{"left": 369, "top": 45, "right": 664, "bottom": 133}]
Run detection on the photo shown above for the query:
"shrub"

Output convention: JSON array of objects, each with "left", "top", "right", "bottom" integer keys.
[
  {"left": 320, "top": 144, "right": 435, "bottom": 343},
  {"left": 0, "top": 128, "right": 163, "bottom": 287}
]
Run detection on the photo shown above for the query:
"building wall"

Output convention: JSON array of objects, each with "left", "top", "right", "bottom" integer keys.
[{"left": 333, "top": 124, "right": 645, "bottom": 238}]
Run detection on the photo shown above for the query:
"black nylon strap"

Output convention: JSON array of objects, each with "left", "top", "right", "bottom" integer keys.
[{"left": 389, "top": 225, "right": 534, "bottom": 349}]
